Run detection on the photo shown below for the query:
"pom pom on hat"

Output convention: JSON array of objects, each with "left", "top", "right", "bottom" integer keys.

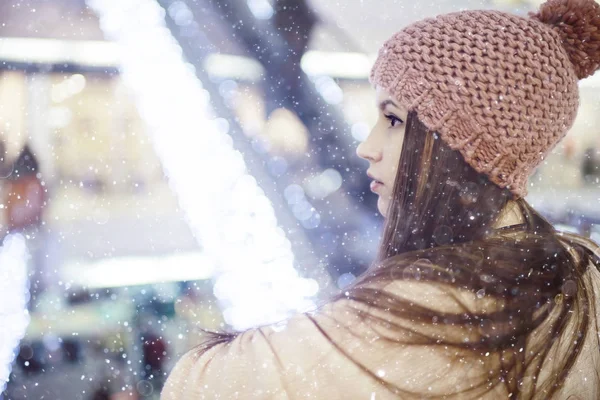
[{"left": 531, "top": 0, "right": 600, "bottom": 79}]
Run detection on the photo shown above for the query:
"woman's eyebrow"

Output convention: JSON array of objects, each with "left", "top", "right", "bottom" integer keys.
[{"left": 378, "top": 99, "right": 401, "bottom": 112}]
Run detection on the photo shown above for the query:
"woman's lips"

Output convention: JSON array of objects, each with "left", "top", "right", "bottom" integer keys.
[{"left": 370, "top": 180, "right": 383, "bottom": 193}]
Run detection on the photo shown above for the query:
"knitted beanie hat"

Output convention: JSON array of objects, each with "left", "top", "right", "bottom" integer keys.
[{"left": 370, "top": 0, "right": 600, "bottom": 197}]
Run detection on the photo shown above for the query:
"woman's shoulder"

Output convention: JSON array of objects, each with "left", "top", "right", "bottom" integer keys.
[
  {"left": 160, "top": 280, "right": 503, "bottom": 399},
  {"left": 160, "top": 302, "right": 375, "bottom": 400},
  {"left": 161, "top": 347, "right": 199, "bottom": 400},
  {"left": 161, "top": 329, "right": 290, "bottom": 399}
]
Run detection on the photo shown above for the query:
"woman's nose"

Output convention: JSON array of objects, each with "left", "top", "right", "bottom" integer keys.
[{"left": 356, "top": 136, "right": 382, "bottom": 162}]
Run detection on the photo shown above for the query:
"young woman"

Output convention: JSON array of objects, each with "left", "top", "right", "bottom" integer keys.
[{"left": 162, "top": 0, "right": 600, "bottom": 398}]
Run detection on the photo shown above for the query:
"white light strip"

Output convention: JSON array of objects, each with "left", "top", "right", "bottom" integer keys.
[
  {"left": 87, "top": 0, "right": 318, "bottom": 329},
  {"left": 0, "top": 37, "right": 119, "bottom": 67},
  {"left": 301, "top": 51, "right": 375, "bottom": 79},
  {"left": 61, "top": 253, "right": 214, "bottom": 289},
  {"left": 204, "top": 53, "right": 264, "bottom": 80},
  {"left": 0, "top": 234, "right": 30, "bottom": 392}
]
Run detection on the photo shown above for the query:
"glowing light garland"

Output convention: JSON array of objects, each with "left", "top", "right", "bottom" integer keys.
[
  {"left": 0, "top": 233, "right": 30, "bottom": 392},
  {"left": 87, "top": 0, "right": 318, "bottom": 329}
]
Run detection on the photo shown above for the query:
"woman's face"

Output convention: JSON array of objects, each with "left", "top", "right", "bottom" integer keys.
[{"left": 356, "top": 87, "right": 408, "bottom": 217}]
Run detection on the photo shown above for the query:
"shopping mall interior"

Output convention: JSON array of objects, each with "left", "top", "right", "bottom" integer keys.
[{"left": 1, "top": 0, "right": 600, "bottom": 399}]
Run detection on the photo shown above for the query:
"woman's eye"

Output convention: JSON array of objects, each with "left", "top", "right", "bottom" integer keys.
[{"left": 384, "top": 114, "right": 404, "bottom": 128}]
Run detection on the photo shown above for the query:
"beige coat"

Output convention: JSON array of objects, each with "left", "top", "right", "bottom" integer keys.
[{"left": 162, "top": 209, "right": 600, "bottom": 399}]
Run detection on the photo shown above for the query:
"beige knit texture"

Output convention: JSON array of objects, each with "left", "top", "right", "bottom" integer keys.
[{"left": 370, "top": 3, "right": 599, "bottom": 197}]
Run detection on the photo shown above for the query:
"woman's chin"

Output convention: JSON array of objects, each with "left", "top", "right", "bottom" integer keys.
[{"left": 377, "top": 197, "right": 388, "bottom": 218}]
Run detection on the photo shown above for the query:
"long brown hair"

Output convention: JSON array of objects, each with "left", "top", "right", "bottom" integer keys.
[{"left": 329, "top": 111, "right": 600, "bottom": 398}]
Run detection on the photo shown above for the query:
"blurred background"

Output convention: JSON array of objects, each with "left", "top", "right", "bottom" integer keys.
[{"left": 0, "top": 0, "right": 599, "bottom": 399}]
